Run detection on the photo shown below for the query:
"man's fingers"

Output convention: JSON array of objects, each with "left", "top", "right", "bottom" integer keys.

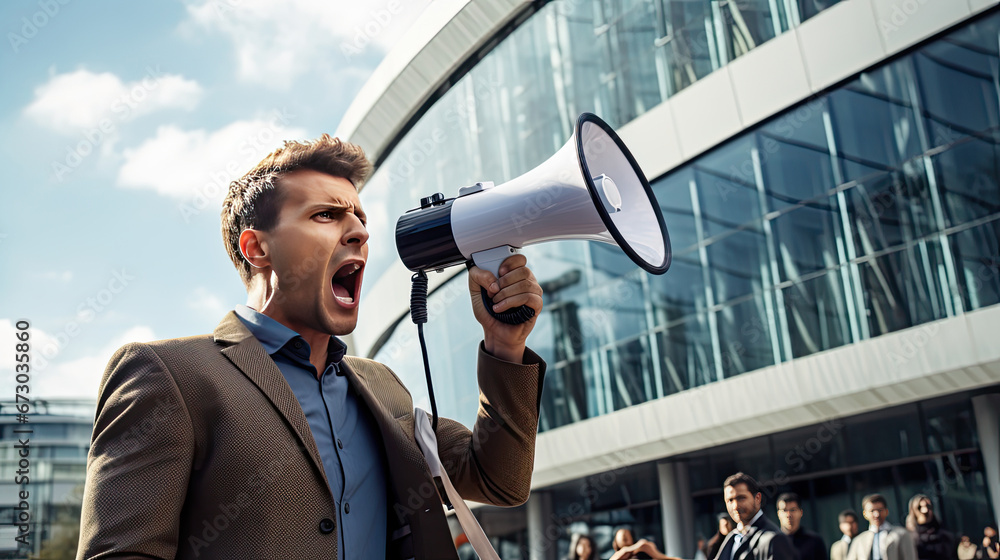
[
  {"left": 467, "top": 265, "right": 499, "bottom": 295},
  {"left": 496, "top": 253, "right": 527, "bottom": 277},
  {"left": 491, "top": 279, "right": 543, "bottom": 312}
]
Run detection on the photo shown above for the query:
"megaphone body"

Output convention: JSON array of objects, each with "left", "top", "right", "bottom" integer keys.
[{"left": 395, "top": 113, "right": 671, "bottom": 323}]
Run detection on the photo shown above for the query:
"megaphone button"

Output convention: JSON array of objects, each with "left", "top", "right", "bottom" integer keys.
[{"left": 419, "top": 192, "right": 446, "bottom": 208}]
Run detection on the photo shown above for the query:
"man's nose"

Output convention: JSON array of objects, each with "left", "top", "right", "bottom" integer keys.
[{"left": 343, "top": 216, "right": 369, "bottom": 245}]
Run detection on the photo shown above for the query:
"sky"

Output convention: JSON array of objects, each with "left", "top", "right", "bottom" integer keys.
[{"left": 0, "top": 0, "right": 432, "bottom": 401}]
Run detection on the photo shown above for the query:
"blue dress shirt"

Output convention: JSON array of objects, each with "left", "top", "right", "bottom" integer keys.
[{"left": 235, "top": 305, "right": 387, "bottom": 560}]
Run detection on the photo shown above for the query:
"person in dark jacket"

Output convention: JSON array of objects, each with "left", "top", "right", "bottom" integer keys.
[
  {"left": 777, "top": 492, "right": 827, "bottom": 560},
  {"left": 904, "top": 495, "right": 955, "bottom": 560}
]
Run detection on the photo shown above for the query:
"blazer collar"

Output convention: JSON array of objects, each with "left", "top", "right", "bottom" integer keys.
[{"left": 213, "top": 311, "right": 333, "bottom": 499}]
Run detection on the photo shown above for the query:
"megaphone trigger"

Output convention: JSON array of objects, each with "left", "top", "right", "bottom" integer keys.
[{"left": 468, "top": 246, "right": 537, "bottom": 325}]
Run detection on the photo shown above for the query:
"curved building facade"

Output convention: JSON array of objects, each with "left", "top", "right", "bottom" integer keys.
[{"left": 337, "top": 1, "right": 1000, "bottom": 558}]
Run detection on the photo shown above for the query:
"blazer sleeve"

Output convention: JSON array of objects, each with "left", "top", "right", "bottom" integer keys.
[
  {"left": 77, "top": 343, "right": 195, "bottom": 560},
  {"left": 432, "top": 343, "right": 545, "bottom": 507}
]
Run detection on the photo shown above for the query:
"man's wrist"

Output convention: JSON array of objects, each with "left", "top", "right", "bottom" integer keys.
[{"left": 483, "top": 337, "right": 525, "bottom": 364}]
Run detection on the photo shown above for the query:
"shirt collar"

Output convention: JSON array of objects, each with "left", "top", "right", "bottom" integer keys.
[
  {"left": 234, "top": 305, "right": 347, "bottom": 364},
  {"left": 869, "top": 522, "right": 892, "bottom": 533}
]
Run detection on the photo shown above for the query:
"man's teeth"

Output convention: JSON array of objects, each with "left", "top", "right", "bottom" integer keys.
[{"left": 336, "top": 295, "right": 354, "bottom": 303}]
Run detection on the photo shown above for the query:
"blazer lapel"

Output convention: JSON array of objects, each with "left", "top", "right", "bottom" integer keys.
[{"left": 213, "top": 312, "right": 332, "bottom": 496}]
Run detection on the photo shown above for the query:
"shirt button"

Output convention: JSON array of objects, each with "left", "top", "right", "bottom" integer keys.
[
  {"left": 293, "top": 341, "right": 303, "bottom": 349},
  {"left": 318, "top": 518, "right": 335, "bottom": 534},
  {"left": 337, "top": 439, "right": 344, "bottom": 449},
  {"left": 344, "top": 502, "right": 350, "bottom": 514}
]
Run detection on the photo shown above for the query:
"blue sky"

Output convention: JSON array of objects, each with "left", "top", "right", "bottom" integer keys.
[{"left": 0, "top": 0, "right": 430, "bottom": 399}]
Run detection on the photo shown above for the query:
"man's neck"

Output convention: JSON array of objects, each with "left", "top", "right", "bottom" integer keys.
[{"left": 738, "top": 509, "right": 763, "bottom": 533}]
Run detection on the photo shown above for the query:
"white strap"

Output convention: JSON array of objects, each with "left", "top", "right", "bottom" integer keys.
[{"left": 413, "top": 408, "right": 500, "bottom": 560}]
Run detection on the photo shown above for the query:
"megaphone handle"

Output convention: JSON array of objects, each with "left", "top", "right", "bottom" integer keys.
[{"left": 471, "top": 246, "right": 537, "bottom": 326}]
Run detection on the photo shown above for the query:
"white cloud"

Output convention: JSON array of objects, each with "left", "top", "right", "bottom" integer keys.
[
  {"left": 116, "top": 113, "right": 307, "bottom": 200},
  {"left": 0, "top": 320, "right": 156, "bottom": 400},
  {"left": 24, "top": 68, "right": 203, "bottom": 134},
  {"left": 187, "top": 287, "right": 229, "bottom": 320},
  {"left": 181, "top": 0, "right": 432, "bottom": 86}
]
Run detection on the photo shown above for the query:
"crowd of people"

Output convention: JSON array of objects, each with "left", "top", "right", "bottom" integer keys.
[{"left": 564, "top": 473, "right": 999, "bottom": 560}]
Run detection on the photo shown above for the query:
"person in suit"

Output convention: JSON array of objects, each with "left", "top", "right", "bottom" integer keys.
[
  {"left": 831, "top": 510, "right": 861, "bottom": 560},
  {"left": 76, "top": 135, "right": 546, "bottom": 559},
  {"left": 846, "top": 494, "right": 918, "bottom": 560},
  {"left": 777, "top": 492, "right": 827, "bottom": 560},
  {"left": 713, "top": 472, "right": 797, "bottom": 560}
]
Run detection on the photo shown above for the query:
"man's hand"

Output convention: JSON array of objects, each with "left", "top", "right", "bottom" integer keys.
[{"left": 467, "top": 254, "right": 543, "bottom": 363}]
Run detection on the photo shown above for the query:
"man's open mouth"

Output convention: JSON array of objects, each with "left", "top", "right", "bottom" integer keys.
[{"left": 331, "top": 262, "right": 363, "bottom": 306}]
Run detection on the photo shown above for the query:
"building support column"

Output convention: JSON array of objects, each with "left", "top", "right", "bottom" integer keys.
[
  {"left": 528, "top": 490, "right": 557, "bottom": 560},
  {"left": 973, "top": 394, "right": 1000, "bottom": 528},
  {"left": 659, "top": 461, "right": 695, "bottom": 557}
]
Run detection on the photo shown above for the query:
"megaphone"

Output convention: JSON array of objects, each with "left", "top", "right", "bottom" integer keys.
[{"left": 395, "top": 112, "right": 671, "bottom": 324}]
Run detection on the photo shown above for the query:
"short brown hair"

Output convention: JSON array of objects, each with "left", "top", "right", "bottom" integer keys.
[
  {"left": 724, "top": 472, "right": 762, "bottom": 497},
  {"left": 862, "top": 493, "right": 888, "bottom": 509},
  {"left": 221, "top": 134, "right": 373, "bottom": 286}
]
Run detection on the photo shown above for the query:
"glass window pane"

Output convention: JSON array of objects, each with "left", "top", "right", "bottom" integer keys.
[
  {"left": 797, "top": 0, "right": 844, "bottom": 23},
  {"left": 845, "top": 166, "right": 938, "bottom": 257},
  {"left": 950, "top": 220, "right": 1000, "bottom": 312},
  {"left": 607, "top": 337, "right": 657, "bottom": 411},
  {"left": 930, "top": 138, "right": 1000, "bottom": 229},
  {"left": 707, "top": 229, "right": 769, "bottom": 304},
  {"left": 914, "top": 15, "right": 1000, "bottom": 148},
  {"left": 657, "top": 314, "right": 716, "bottom": 394},
  {"left": 830, "top": 63, "right": 925, "bottom": 183},
  {"left": 658, "top": 0, "right": 720, "bottom": 94},
  {"left": 540, "top": 358, "right": 590, "bottom": 432},
  {"left": 654, "top": 169, "right": 699, "bottom": 254},
  {"left": 781, "top": 269, "right": 851, "bottom": 358},
  {"left": 716, "top": 293, "right": 776, "bottom": 378},
  {"left": 857, "top": 241, "right": 950, "bottom": 337},
  {"left": 845, "top": 403, "right": 926, "bottom": 466},
  {"left": 651, "top": 252, "right": 707, "bottom": 325},
  {"left": 718, "top": 0, "right": 783, "bottom": 60},
  {"left": 771, "top": 200, "right": 842, "bottom": 281},
  {"left": 695, "top": 136, "right": 763, "bottom": 238},
  {"left": 759, "top": 100, "right": 836, "bottom": 211}
]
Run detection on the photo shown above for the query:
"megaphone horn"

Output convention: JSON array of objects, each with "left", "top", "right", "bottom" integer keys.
[{"left": 395, "top": 112, "right": 672, "bottom": 324}]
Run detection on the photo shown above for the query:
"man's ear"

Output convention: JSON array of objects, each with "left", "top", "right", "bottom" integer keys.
[{"left": 239, "top": 229, "right": 270, "bottom": 269}]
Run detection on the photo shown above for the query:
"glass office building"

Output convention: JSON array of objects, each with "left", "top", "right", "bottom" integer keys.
[
  {"left": 338, "top": 1, "right": 1000, "bottom": 558},
  {"left": 0, "top": 400, "right": 93, "bottom": 559}
]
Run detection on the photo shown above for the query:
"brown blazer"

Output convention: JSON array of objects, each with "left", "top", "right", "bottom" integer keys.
[{"left": 77, "top": 312, "right": 545, "bottom": 560}]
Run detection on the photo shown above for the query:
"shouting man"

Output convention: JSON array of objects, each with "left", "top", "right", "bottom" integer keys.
[{"left": 76, "top": 135, "right": 546, "bottom": 559}]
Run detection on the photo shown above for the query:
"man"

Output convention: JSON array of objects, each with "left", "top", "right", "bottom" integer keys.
[
  {"left": 713, "top": 473, "right": 797, "bottom": 560},
  {"left": 846, "top": 494, "right": 917, "bottom": 560},
  {"left": 76, "top": 135, "right": 546, "bottom": 559},
  {"left": 777, "top": 493, "right": 827, "bottom": 560},
  {"left": 831, "top": 510, "right": 860, "bottom": 560}
]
